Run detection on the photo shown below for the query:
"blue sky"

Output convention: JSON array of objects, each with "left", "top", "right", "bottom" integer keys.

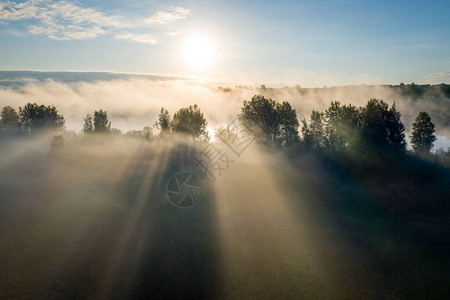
[{"left": 0, "top": 0, "right": 449, "bottom": 86}]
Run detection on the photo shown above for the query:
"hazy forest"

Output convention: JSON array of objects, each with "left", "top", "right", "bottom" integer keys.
[{"left": 0, "top": 82, "right": 449, "bottom": 299}]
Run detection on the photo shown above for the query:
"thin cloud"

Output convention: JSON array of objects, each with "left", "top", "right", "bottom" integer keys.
[
  {"left": 0, "top": 0, "right": 190, "bottom": 43},
  {"left": 424, "top": 72, "right": 450, "bottom": 84},
  {"left": 167, "top": 31, "right": 181, "bottom": 36},
  {"left": 7, "top": 29, "right": 21, "bottom": 35},
  {"left": 0, "top": 0, "right": 40, "bottom": 20},
  {"left": 116, "top": 33, "right": 157, "bottom": 45},
  {"left": 143, "top": 7, "right": 191, "bottom": 25}
]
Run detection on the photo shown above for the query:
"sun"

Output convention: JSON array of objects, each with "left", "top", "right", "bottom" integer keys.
[{"left": 183, "top": 34, "right": 215, "bottom": 69}]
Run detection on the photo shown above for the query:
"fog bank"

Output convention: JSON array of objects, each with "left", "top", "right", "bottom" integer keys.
[{"left": 1, "top": 73, "right": 449, "bottom": 148}]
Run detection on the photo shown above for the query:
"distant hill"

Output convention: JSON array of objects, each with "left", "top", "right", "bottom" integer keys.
[{"left": 0, "top": 70, "right": 182, "bottom": 88}]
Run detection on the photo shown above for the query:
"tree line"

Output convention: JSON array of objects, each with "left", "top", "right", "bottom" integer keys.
[
  {"left": 0, "top": 96, "right": 442, "bottom": 159},
  {"left": 0, "top": 103, "right": 65, "bottom": 134},
  {"left": 236, "top": 96, "right": 438, "bottom": 157}
]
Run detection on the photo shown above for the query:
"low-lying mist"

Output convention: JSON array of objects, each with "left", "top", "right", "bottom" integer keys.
[
  {"left": 1, "top": 73, "right": 450, "bottom": 298},
  {"left": 1, "top": 76, "right": 450, "bottom": 147},
  {"left": 1, "top": 132, "right": 449, "bottom": 299}
]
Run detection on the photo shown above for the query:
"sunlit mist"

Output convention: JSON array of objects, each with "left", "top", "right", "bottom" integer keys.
[{"left": 0, "top": 0, "right": 449, "bottom": 297}]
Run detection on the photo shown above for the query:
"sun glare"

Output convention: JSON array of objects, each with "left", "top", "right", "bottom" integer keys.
[
  {"left": 207, "top": 127, "right": 215, "bottom": 142},
  {"left": 183, "top": 35, "right": 215, "bottom": 69}
]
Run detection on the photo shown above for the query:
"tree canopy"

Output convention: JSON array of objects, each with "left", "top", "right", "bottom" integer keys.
[
  {"left": 1, "top": 96, "right": 441, "bottom": 164},
  {"left": 301, "top": 110, "right": 324, "bottom": 150},
  {"left": 360, "top": 99, "right": 406, "bottom": 152},
  {"left": 410, "top": 112, "right": 436, "bottom": 155},
  {"left": 84, "top": 110, "right": 111, "bottom": 134},
  {"left": 93, "top": 110, "right": 111, "bottom": 133},
  {"left": 239, "top": 95, "right": 300, "bottom": 146},
  {"left": 18, "top": 103, "right": 65, "bottom": 134},
  {"left": 301, "top": 99, "right": 406, "bottom": 154},
  {"left": 155, "top": 107, "right": 171, "bottom": 136},
  {"left": 0, "top": 106, "right": 19, "bottom": 132},
  {"left": 171, "top": 104, "right": 209, "bottom": 141},
  {"left": 275, "top": 101, "right": 300, "bottom": 146},
  {"left": 83, "top": 114, "right": 94, "bottom": 134}
]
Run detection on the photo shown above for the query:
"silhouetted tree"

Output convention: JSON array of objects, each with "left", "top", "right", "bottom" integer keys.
[
  {"left": 172, "top": 104, "right": 209, "bottom": 141},
  {"left": 301, "top": 110, "right": 324, "bottom": 150},
  {"left": 300, "top": 119, "right": 312, "bottom": 148},
  {"left": 239, "top": 95, "right": 299, "bottom": 145},
  {"left": 18, "top": 103, "right": 65, "bottom": 134},
  {"left": 385, "top": 103, "right": 406, "bottom": 151},
  {"left": 301, "top": 99, "right": 405, "bottom": 154},
  {"left": 360, "top": 99, "right": 406, "bottom": 152},
  {"left": 0, "top": 106, "right": 19, "bottom": 132},
  {"left": 411, "top": 112, "right": 436, "bottom": 155},
  {"left": 93, "top": 110, "right": 111, "bottom": 133},
  {"left": 276, "top": 101, "right": 299, "bottom": 146},
  {"left": 323, "top": 101, "right": 345, "bottom": 152},
  {"left": 409, "top": 82, "right": 423, "bottom": 97},
  {"left": 323, "top": 102, "right": 362, "bottom": 152},
  {"left": 83, "top": 114, "right": 94, "bottom": 134},
  {"left": 239, "top": 95, "right": 278, "bottom": 144},
  {"left": 155, "top": 107, "right": 171, "bottom": 136}
]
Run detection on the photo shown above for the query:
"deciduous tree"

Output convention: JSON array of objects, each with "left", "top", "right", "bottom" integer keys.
[
  {"left": 411, "top": 111, "right": 436, "bottom": 154},
  {"left": 0, "top": 106, "right": 19, "bottom": 132},
  {"left": 239, "top": 95, "right": 299, "bottom": 146},
  {"left": 93, "top": 110, "right": 111, "bottom": 133},
  {"left": 18, "top": 103, "right": 65, "bottom": 134},
  {"left": 172, "top": 104, "right": 209, "bottom": 141},
  {"left": 155, "top": 107, "right": 171, "bottom": 136}
]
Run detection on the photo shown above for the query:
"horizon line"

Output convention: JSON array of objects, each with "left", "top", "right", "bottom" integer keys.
[{"left": 0, "top": 68, "right": 448, "bottom": 88}]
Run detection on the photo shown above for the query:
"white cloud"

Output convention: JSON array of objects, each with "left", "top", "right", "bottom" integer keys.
[
  {"left": 0, "top": 0, "right": 40, "bottom": 20},
  {"left": 167, "top": 31, "right": 181, "bottom": 36},
  {"left": 27, "top": 22, "right": 107, "bottom": 40},
  {"left": 27, "top": 24, "right": 55, "bottom": 35},
  {"left": 0, "top": 0, "right": 191, "bottom": 43},
  {"left": 116, "top": 33, "right": 157, "bottom": 45},
  {"left": 143, "top": 7, "right": 191, "bottom": 25},
  {"left": 58, "top": 26, "right": 107, "bottom": 40},
  {"left": 46, "top": 1, "right": 124, "bottom": 27},
  {"left": 424, "top": 72, "right": 450, "bottom": 84}
]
